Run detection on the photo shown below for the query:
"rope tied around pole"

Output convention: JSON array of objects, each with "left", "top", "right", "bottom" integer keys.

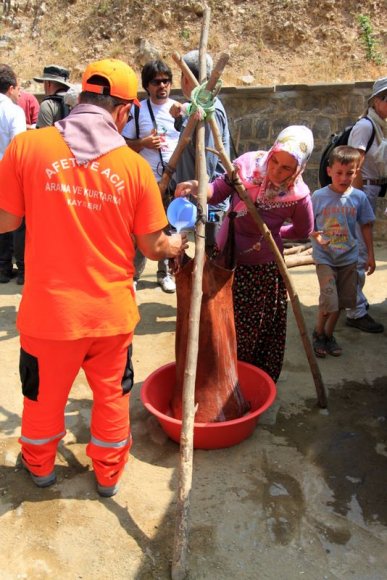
[{"left": 186, "top": 80, "right": 222, "bottom": 121}]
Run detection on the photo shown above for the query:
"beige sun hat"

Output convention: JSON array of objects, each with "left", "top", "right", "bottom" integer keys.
[{"left": 368, "top": 76, "right": 387, "bottom": 102}]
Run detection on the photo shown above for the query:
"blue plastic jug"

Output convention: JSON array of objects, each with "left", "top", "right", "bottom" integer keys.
[{"left": 167, "top": 197, "right": 197, "bottom": 232}]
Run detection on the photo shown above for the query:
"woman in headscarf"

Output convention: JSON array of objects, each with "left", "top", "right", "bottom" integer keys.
[{"left": 175, "top": 125, "right": 314, "bottom": 382}]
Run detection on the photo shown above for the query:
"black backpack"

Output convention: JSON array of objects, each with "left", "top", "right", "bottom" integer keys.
[{"left": 318, "top": 116, "right": 375, "bottom": 187}]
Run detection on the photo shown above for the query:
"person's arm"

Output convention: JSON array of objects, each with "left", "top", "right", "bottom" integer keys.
[
  {"left": 0, "top": 209, "right": 22, "bottom": 233},
  {"left": 352, "top": 151, "right": 366, "bottom": 189},
  {"left": 124, "top": 130, "right": 162, "bottom": 153},
  {"left": 10, "top": 107, "right": 26, "bottom": 138},
  {"left": 280, "top": 195, "right": 314, "bottom": 239},
  {"left": 310, "top": 230, "right": 330, "bottom": 246},
  {"left": 27, "top": 94, "right": 40, "bottom": 129},
  {"left": 348, "top": 118, "right": 374, "bottom": 189},
  {"left": 36, "top": 100, "right": 56, "bottom": 128},
  {"left": 175, "top": 170, "right": 236, "bottom": 202},
  {"left": 122, "top": 108, "right": 162, "bottom": 153},
  {"left": 135, "top": 229, "right": 188, "bottom": 260},
  {"left": 360, "top": 222, "right": 376, "bottom": 275},
  {"left": 204, "top": 104, "right": 230, "bottom": 181},
  {"left": 175, "top": 179, "right": 212, "bottom": 200}
]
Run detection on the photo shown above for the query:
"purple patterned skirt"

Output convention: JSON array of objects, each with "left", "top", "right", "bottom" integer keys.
[{"left": 232, "top": 262, "right": 287, "bottom": 382}]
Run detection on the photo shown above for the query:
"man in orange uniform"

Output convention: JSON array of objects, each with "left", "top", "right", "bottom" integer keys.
[{"left": 0, "top": 59, "right": 188, "bottom": 497}]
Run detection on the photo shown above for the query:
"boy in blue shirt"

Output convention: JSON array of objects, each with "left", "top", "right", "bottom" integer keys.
[{"left": 311, "top": 146, "right": 376, "bottom": 357}]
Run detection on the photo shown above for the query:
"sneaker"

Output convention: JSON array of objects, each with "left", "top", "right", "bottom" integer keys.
[
  {"left": 346, "top": 314, "right": 384, "bottom": 333},
  {"left": 97, "top": 482, "right": 120, "bottom": 498},
  {"left": 325, "top": 335, "right": 342, "bottom": 357},
  {"left": 22, "top": 459, "right": 57, "bottom": 488},
  {"left": 16, "top": 273, "right": 24, "bottom": 285},
  {"left": 158, "top": 274, "right": 176, "bottom": 294}
]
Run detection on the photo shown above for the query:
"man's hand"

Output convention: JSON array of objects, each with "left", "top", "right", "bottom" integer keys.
[
  {"left": 169, "top": 102, "right": 184, "bottom": 119},
  {"left": 136, "top": 230, "right": 188, "bottom": 261},
  {"left": 168, "top": 233, "right": 189, "bottom": 258},
  {"left": 141, "top": 129, "right": 162, "bottom": 150}
]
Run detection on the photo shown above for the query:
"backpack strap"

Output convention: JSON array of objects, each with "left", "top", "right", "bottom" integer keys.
[
  {"left": 146, "top": 98, "right": 165, "bottom": 170},
  {"left": 364, "top": 116, "right": 376, "bottom": 153},
  {"left": 134, "top": 103, "right": 140, "bottom": 139}
]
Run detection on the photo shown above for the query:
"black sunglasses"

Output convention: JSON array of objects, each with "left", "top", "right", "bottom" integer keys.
[{"left": 149, "top": 78, "right": 171, "bottom": 87}]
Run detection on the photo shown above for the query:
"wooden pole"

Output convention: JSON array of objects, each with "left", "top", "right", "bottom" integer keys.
[
  {"left": 173, "top": 58, "right": 328, "bottom": 409},
  {"left": 158, "top": 52, "right": 229, "bottom": 198},
  {"left": 171, "top": 8, "right": 211, "bottom": 580},
  {"left": 285, "top": 253, "right": 315, "bottom": 268}
]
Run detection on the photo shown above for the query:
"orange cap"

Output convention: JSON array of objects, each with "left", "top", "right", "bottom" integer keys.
[{"left": 82, "top": 58, "right": 140, "bottom": 106}]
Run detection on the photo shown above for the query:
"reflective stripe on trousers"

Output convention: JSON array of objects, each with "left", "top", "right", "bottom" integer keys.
[{"left": 87, "top": 434, "right": 133, "bottom": 487}]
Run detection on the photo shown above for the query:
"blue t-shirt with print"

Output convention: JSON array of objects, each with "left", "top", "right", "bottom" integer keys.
[{"left": 311, "top": 186, "right": 375, "bottom": 267}]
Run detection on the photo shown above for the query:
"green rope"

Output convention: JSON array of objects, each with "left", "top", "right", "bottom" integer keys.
[{"left": 186, "top": 80, "right": 222, "bottom": 121}]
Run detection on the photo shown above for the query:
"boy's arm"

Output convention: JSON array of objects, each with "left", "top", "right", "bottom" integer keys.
[
  {"left": 360, "top": 222, "right": 376, "bottom": 275},
  {"left": 311, "top": 230, "right": 330, "bottom": 246}
]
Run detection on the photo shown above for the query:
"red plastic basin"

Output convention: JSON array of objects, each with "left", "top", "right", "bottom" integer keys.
[{"left": 140, "top": 361, "right": 276, "bottom": 449}]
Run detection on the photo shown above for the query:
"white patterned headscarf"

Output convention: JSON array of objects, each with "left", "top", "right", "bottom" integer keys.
[{"left": 234, "top": 125, "right": 314, "bottom": 204}]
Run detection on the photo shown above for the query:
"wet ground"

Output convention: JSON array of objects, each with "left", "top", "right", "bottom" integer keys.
[{"left": 0, "top": 242, "right": 386, "bottom": 579}]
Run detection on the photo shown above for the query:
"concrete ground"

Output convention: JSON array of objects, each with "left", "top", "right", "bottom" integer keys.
[{"left": 0, "top": 241, "right": 386, "bottom": 579}]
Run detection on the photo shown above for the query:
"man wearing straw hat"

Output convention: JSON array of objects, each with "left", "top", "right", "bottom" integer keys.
[
  {"left": 0, "top": 58, "right": 188, "bottom": 498},
  {"left": 346, "top": 76, "right": 387, "bottom": 333}
]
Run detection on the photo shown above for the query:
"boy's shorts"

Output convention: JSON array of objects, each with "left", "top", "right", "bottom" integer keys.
[{"left": 316, "top": 263, "right": 357, "bottom": 314}]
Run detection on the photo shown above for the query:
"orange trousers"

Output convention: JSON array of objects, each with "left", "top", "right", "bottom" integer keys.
[{"left": 19, "top": 332, "right": 133, "bottom": 487}]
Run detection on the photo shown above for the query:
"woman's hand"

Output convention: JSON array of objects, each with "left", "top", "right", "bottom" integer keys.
[{"left": 175, "top": 180, "right": 199, "bottom": 198}]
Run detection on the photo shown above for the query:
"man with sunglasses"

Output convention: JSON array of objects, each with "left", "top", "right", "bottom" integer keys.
[
  {"left": 122, "top": 59, "right": 180, "bottom": 293},
  {"left": 0, "top": 58, "right": 188, "bottom": 497},
  {"left": 345, "top": 77, "right": 387, "bottom": 333}
]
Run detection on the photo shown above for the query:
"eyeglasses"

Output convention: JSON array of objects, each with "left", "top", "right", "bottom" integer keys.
[{"left": 149, "top": 78, "right": 171, "bottom": 87}]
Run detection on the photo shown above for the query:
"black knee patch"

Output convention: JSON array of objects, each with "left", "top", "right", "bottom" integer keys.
[
  {"left": 121, "top": 344, "right": 134, "bottom": 394},
  {"left": 19, "top": 348, "right": 40, "bottom": 401}
]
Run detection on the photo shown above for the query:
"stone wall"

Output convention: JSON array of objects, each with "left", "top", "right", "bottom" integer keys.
[
  {"left": 218, "top": 81, "right": 374, "bottom": 192},
  {"left": 173, "top": 81, "right": 387, "bottom": 239},
  {"left": 38, "top": 81, "right": 387, "bottom": 238}
]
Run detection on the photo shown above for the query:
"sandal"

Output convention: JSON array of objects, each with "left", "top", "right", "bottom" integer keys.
[
  {"left": 325, "top": 335, "right": 342, "bottom": 357},
  {"left": 312, "top": 330, "right": 327, "bottom": 358}
]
